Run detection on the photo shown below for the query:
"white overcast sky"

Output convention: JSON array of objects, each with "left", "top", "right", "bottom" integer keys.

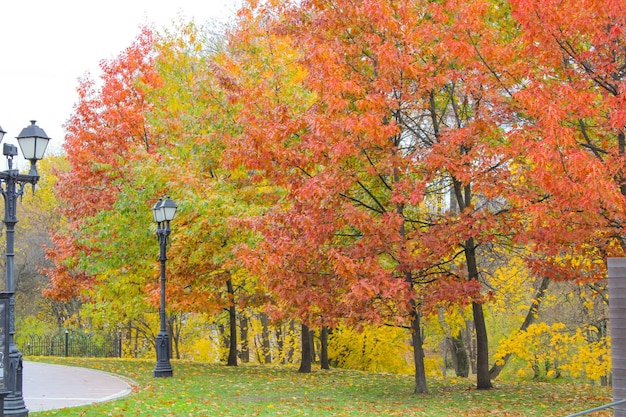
[{"left": 0, "top": 0, "right": 240, "bottom": 156}]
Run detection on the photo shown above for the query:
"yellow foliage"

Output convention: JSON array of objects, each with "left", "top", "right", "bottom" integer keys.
[
  {"left": 494, "top": 322, "right": 610, "bottom": 382},
  {"left": 424, "top": 355, "right": 444, "bottom": 378},
  {"left": 328, "top": 323, "right": 413, "bottom": 374},
  {"left": 488, "top": 257, "right": 533, "bottom": 316},
  {"left": 425, "top": 305, "right": 471, "bottom": 342},
  {"left": 245, "top": 315, "right": 299, "bottom": 364},
  {"left": 441, "top": 307, "right": 470, "bottom": 336},
  {"left": 562, "top": 330, "right": 611, "bottom": 382},
  {"left": 180, "top": 335, "right": 221, "bottom": 362}
]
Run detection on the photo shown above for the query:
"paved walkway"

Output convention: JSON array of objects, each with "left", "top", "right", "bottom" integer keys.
[{"left": 23, "top": 361, "right": 132, "bottom": 412}]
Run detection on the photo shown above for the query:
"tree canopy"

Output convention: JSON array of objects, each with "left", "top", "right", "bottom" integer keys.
[{"left": 36, "top": 0, "right": 625, "bottom": 393}]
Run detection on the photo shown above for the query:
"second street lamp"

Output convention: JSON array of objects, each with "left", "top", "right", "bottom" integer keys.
[
  {"left": 152, "top": 196, "right": 177, "bottom": 378},
  {"left": 0, "top": 120, "right": 50, "bottom": 417}
]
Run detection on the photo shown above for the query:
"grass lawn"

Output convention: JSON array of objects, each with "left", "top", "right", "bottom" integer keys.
[{"left": 28, "top": 357, "right": 612, "bottom": 416}]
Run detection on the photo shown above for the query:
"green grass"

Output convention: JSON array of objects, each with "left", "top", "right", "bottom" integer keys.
[{"left": 29, "top": 357, "right": 612, "bottom": 417}]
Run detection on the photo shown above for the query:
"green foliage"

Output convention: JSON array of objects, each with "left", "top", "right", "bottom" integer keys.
[{"left": 17, "top": 316, "right": 57, "bottom": 337}]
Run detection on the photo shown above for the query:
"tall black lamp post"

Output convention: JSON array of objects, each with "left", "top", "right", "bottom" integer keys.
[
  {"left": 0, "top": 120, "right": 51, "bottom": 416},
  {"left": 152, "top": 196, "right": 176, "bottom": 378}
]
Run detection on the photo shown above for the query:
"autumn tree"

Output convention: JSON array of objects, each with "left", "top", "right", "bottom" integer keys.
[
  {"left": 36, "top": 0, "right": 625, "bottom": 384},
  {"left": 475, "top": 0, "right": 625, "bottom": 379},
  {"left": 146, "top": 20, "right": 280, "bottom": 366},
  {"left": 504, "top": 0, "right": 626, "bottom": 271},
  {"left": 44, "top": 27, "right": 166, "bottom": 345},
  {"left": 222, "top": 0, "right": 549, "bottom": 392},
  {"left": 40, "top": 16, "right": 279, "bottom": 364},
  {"left": 221, "top": 4, "right": 369, "bottom": 375}
]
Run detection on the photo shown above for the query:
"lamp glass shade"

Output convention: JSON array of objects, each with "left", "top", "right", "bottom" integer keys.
[
  {"left": 160, "top": 197, "right": 177, "bottom": 221},
  {"left": 16, "top": 121, "right": 50, "bottom": 161},
  {"left": 152, "top": 200, "right": 165, "bottom": 223}
]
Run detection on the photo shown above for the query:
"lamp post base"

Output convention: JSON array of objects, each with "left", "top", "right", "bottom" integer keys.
[
  {"left": 153, "top": 332, "right": 173, "bottom": 378},
  {"left": 3, "top": 399, "right": 28, "bottom": 416},
  {"left": 153, "top": 368, "right": 173, "bottom": 378},
  {"left": 4, "top": 346, "right": 28, "bottom": 416}
]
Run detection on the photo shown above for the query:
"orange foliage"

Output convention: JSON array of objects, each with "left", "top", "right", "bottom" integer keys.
[
  {"left": 58, "top": 26, "right": 160, "bottom": 222},
  {"left": 222, "top": 0, "right": 626, "bottom": 391},
  {"left": 45, "top": 27, "right": 161, "bottom": 301}
]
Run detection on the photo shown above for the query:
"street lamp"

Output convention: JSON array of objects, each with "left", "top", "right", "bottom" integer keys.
[
  {"left": 152, "top": 196, "right": 177, "bottom": 378},
  {"left": 0, "top": 120, "right": 50, "bottom": 416}
]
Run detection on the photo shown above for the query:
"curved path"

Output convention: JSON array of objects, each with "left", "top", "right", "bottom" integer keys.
[{"left": 22, "top": 361, "right": 132, "bottom": 412}]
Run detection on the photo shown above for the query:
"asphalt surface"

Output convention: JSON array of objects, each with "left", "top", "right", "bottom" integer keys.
[{"left": 23, "top": 361, "right": 132, "bottom": 412}]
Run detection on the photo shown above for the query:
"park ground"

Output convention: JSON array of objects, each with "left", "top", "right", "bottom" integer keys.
[{"left": 28, "top": 357, "right": 613, "bottom": 417}]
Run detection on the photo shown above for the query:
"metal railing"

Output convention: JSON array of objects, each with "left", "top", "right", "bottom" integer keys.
[
  {"left": 566, "top": 398, "right": 626, "bottom": 416},
  {"left": 17, "top": 333, "right": 122, "bottom": 358}
]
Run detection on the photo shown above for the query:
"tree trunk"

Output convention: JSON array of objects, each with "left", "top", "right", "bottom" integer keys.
[
  {"left": 240, "top": 313, "right": 250, "bottom": 363},
  {"left": 409, "top": 298, "right": 428, "bottom": 394},
  {"left": 133, "top": 325, "right": 139, "bottom": 358},
  {"left": 489, "top": 276, "right": 550, "bottom": 379},
  {"left": 320, "top": 326, "right": 330, "bottom": 370},
  {"left": 260, "top": 313, "right": 272, "bottom": 364},
  {"left": 276, "top": 324, "right": 284, "bottom": 362},
  {"left": 465, "top": 238, "right": 492, "bottom": 390},
  {"left": 465, "top": 321, "right": 477, "bottom": 375},
  {"left": 298, "top": 323, "right": 312, "bottom": 373},
  {"left": 286, "top": 319, "right": 296, "bottom": 364},
  {"left": 472, "top": 301, "right": 491, "bottom": 389},
  {"left": 226, "top": 278, "right": 238, "bottom": 367},
  {"left": 168, "top": 312, "right": 182, "bottom": 360},
  {"left": 449, "top": 333, "right": 469, "bottom": 377},
  {"left": 168, "top": 322, "right": 180, "bottom": 360},
  {"left": 309, "top": 328, "right": 317, "bottom": 364},
  {"left": 218, "top": 323, "right": 228, "bottom": 362},
  {"left": 393, "top": 186, "right": 427, "bottom": 393}
]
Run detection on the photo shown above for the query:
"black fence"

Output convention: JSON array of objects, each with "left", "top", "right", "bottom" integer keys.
[{"left": 17, "top": 333, "right": 122, "bottom": 358}]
